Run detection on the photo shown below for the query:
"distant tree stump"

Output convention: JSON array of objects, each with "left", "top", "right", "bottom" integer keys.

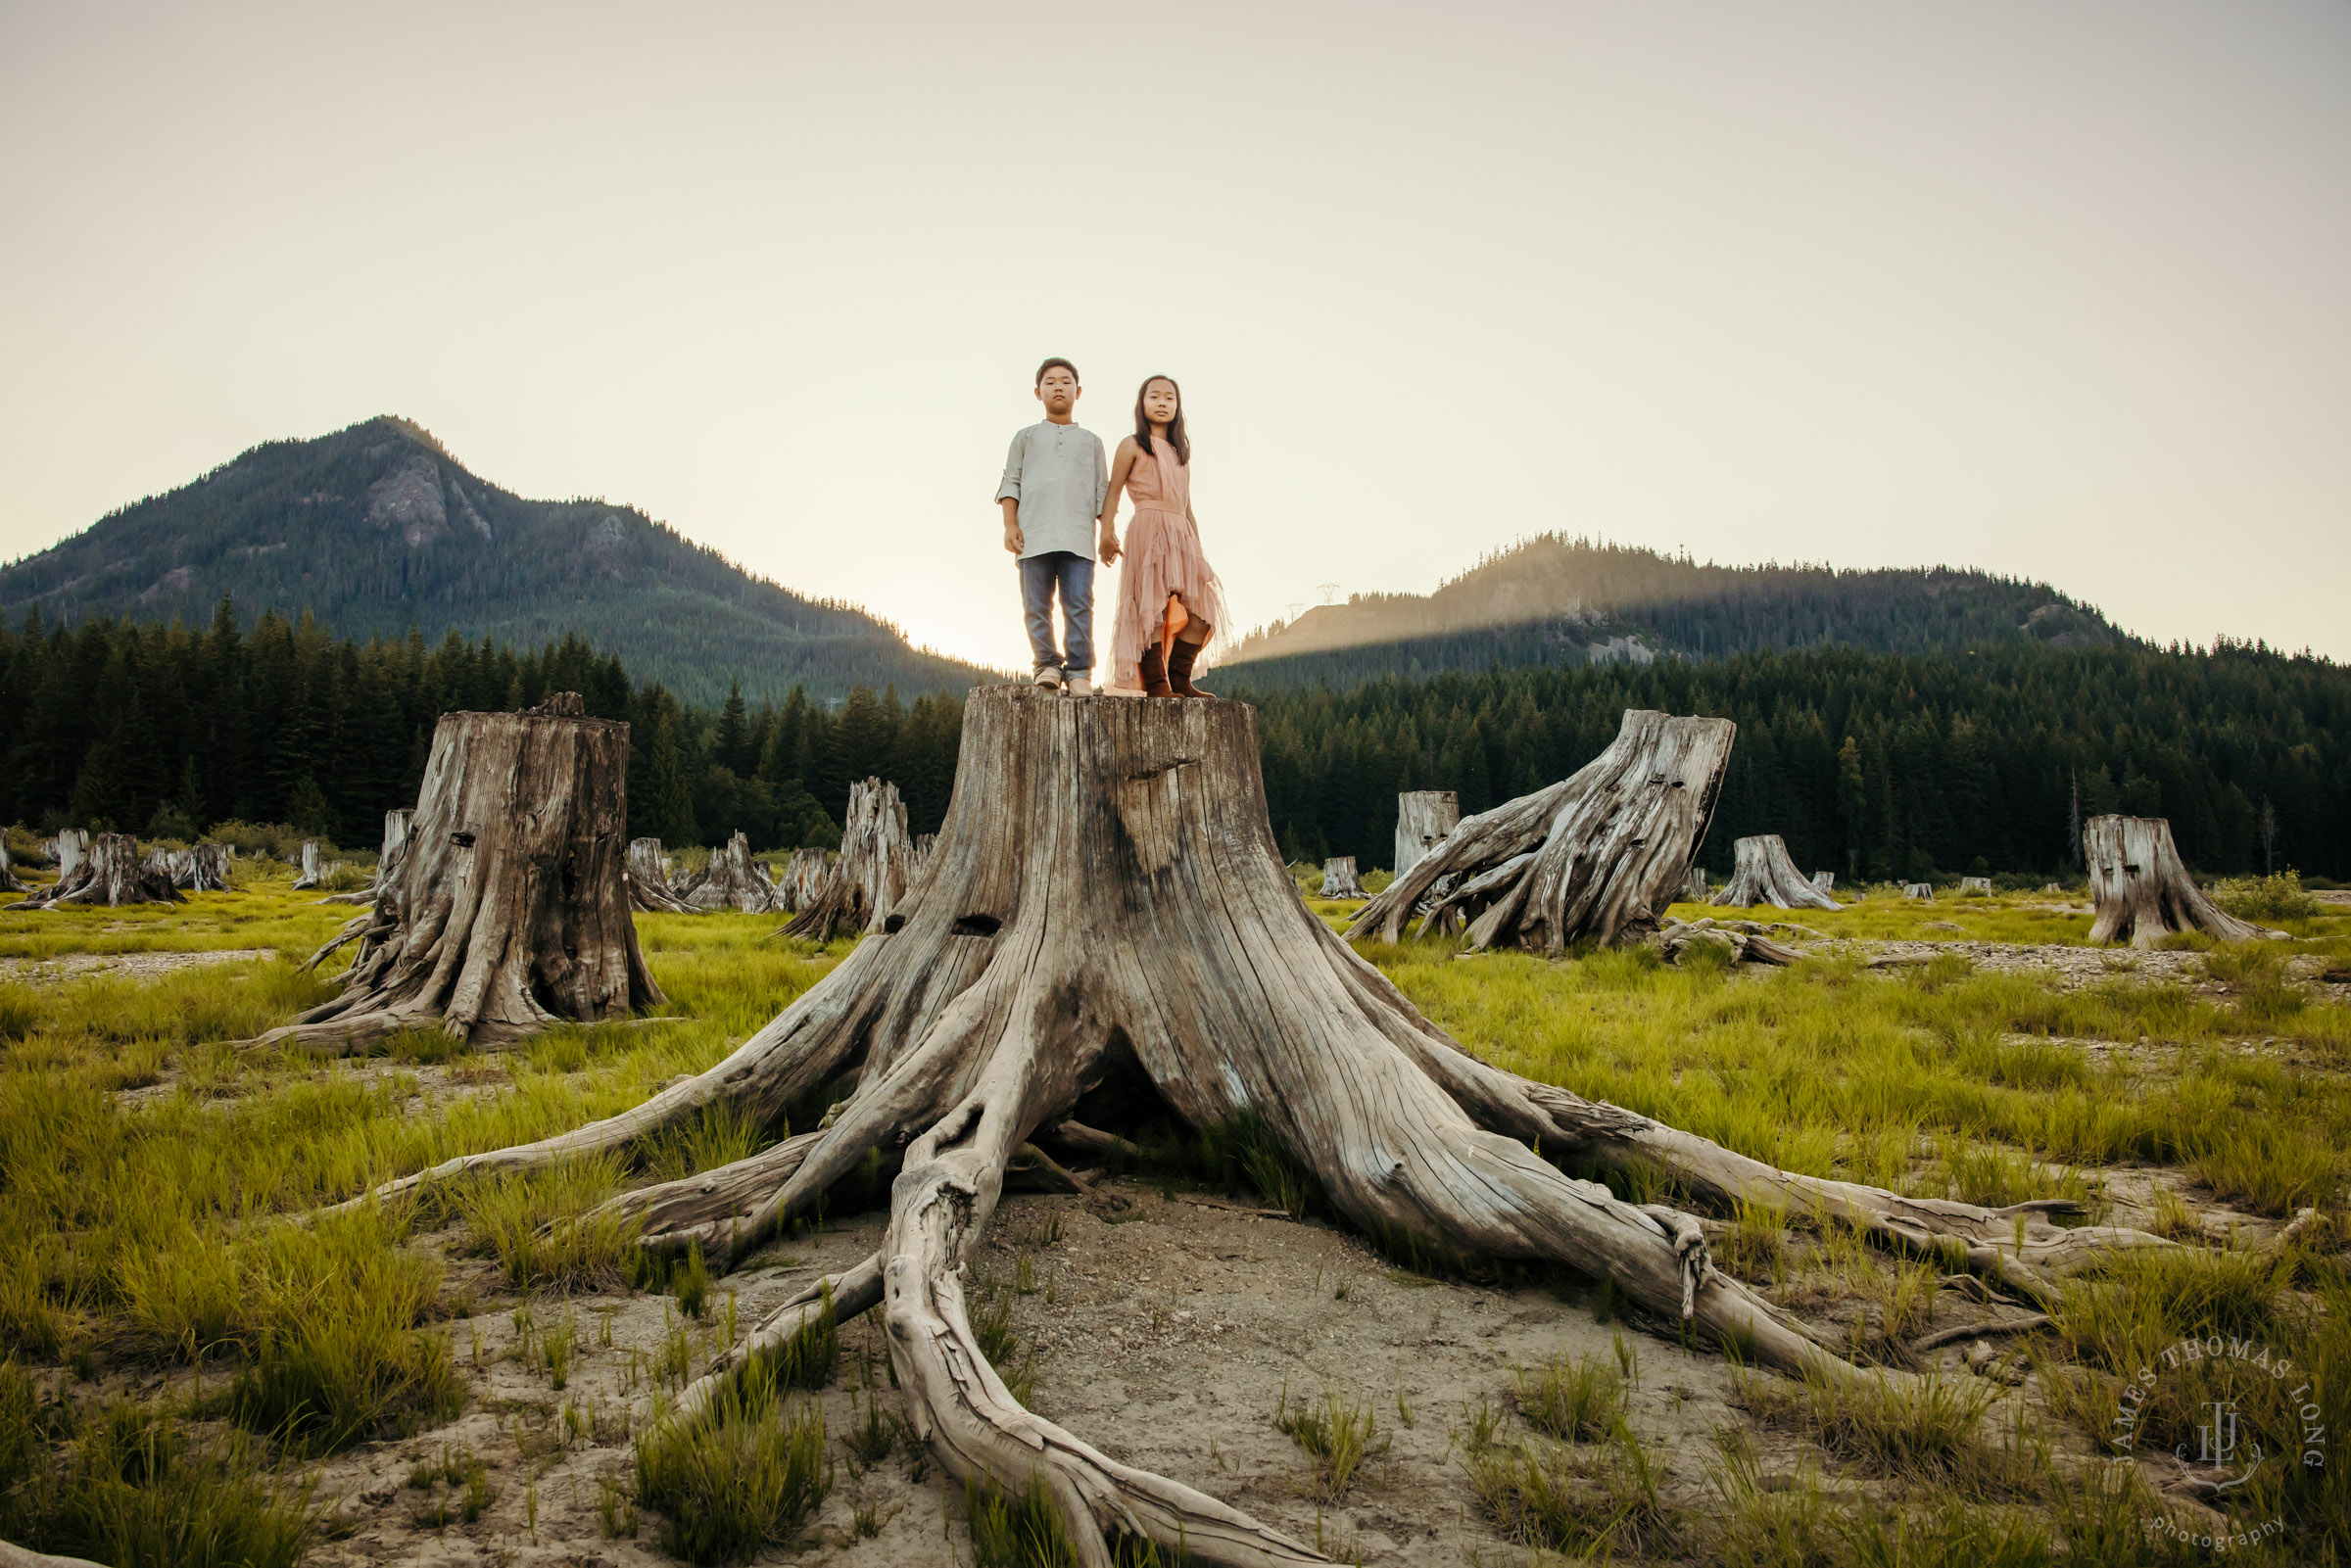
[
  {"left": 627, "top": 836, "right": 699, "bottom": 914},
  {"left": 1959, "top": 877, "right": 1993, "bottom": 896},
  {"left": 291, "top": 840, "right": 323, "bottom": 890},
  {"left": 181, "top": 841, "right": 234, "bottom": 892},
  {"left": 320, "top": 810, "right": 411, "bottom": 905},
  {"left": 783, "top": 778, "right": 913, "bottom": 943},
  {"left": 1351, "top": 710, "right": 1735, "bottom": 952},
  {"left": 11, "top": 832, "right": 179, "bottom": 910},
  {"left": 1710, "top": 834, "right": 1841, "bottom": 912},
  {"left": 1683, "top": 866, "right": 1708, "bottom": 902},
  {"left": 2085, "top": 815, "right": 2279, "bottom": 947},
  {"left": 684, "top": 832, "right": 782, "bottom": 914},
  {"left": 245, "top": 692, "right": 664, "bottom": 1053},
  {"left": 333, "top": 685, "right": 2173, "bottom": 1563},
  {"left": 1319, "top": 856, "right": 1367, "bottom": 899},
  {"left": 1394, "top": 789, "right": 1460, "bottom": 879},
  {"left": 50, "top": 831, "right": 87, "bottom": 881},
  {"left": 1811, "top": 870, "right": 1835, "bottom": 895},
  {"left": 1902, "top": 882, "right": 1935, "bottom": 901},
  {"left": 772, "top": 847, "right": 831, "bottom": 914},
  {"left": 0, "top": 841, "right": 25, "bottom": 895}
]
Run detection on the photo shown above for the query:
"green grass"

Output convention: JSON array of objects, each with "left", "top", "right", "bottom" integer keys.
[
  {"left": 633, "top": 1370, "right": 831, "bottom": 1564},
  {"left": 1273, "top": 1382, "right": 1385, "bottom": 1498}
]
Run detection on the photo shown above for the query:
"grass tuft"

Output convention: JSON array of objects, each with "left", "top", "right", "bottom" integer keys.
[{"left": 634, "top": 1376, "right": 830, "bottom": 1565}]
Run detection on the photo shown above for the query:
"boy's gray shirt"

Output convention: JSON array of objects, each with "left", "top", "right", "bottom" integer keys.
[{"left": 996, "top": 421, "right": 1107, "bottom": 561}]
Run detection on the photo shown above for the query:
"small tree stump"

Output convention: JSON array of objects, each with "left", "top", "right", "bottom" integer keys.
[
  {"left": 291, "top": 840, "right": 324, "bottom": 890},
  {"left": 320, "top": 810, "right": 412, "bottom": 904},
  {"left": 783, "top": 778, "right": 913, "bottom": 943},
  {"left": 244, "top": 692, "right": 664, "bottom": 1053},
  {"left": 1903, "top": 882, "right": 1935, "bottom": 901},
  {"left": 684, "top": 832, "right": 783, "bottom": 914},
  {"left": 50, "top": 831, "right": 87, "bottom": 881},
  {"left": 11, "top": 832, "right": 179, "bottom": 910},
  {"left": 1351, "top": 709, "right": 1736, "bottom": 952},
  {"left": 772, "top": 847, "right": 831, "bottom": 913},
  {"left": 0, "top": 840, "right": 26, "bottom": 895},
  {"left": 1683, "top": 866, "right": 1708, "bottom": 902},
  {"left": 1811, "top": 870, "right": 1835, "bottom": 894},
  {"left": 627, "top": 836, "right": 699, "bottom": 914},
  {"left": 1394, "top": 789, "right": 1460, "bottom": 879},
  {"left": 181, "top": 841, "right": 234, "bottom": 892},
  {"left": 1711, "top": 834, "right": 1841, "bottom": 912},
  {"left": 1959, "top": 876, "right": 1993, "bottom": 896},
  {"left": 2085, "top": 815, "right": 2279, "bottom": 947},
  {"left": 1319, "top": 856, "right": 1367, "bottom": 899}
]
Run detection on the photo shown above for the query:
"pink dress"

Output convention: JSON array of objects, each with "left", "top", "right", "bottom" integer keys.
[{"left": 1108, "top": 443, "right": 1229, "bottom": 690}]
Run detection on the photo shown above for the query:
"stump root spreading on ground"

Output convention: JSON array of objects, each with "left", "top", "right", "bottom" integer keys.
[{"left": 310, "top": 688, "right": 2177, "bottom": 1567}]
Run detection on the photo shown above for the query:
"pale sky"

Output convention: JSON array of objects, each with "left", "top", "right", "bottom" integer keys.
[{"left": 4, "top": 1, "right": 2346, "bottom": 669}]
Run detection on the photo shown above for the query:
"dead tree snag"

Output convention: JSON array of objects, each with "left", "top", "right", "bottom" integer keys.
[
  {"left": 244, "top": 693, "right": 664, "bottom": 1053},
  {"left": 1394, "top": 790, "right": 1459, "bottom": 879},
  {"left": 627, "top": 837, "right": 699, "bottom": 914},
  {"left": 683, "top": 832, "right": 781, "bottom": 914},
  {"left": 10, "top": 833, "right": 179, "bottom": 910},
  {"left": 1349, "top": 710, "right": 1735, "bottom": 952},
  {"left": 1710, "top": 834, "right": 1842, "bottom": 912},
  {"left": 1319, "top": 856, "right": 1366, "bottom": 898},
  {"left": 2085, "top": 815, "right": 2280, "bottom": 947},
  {"left": 782, "top": 777, "right": 912, "bottom": 943}
]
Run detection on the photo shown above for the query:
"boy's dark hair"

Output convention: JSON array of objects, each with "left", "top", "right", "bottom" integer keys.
[
  {"left": 1034, "top": 357, "right": 1080, "bottom": 387},
  {"left": 1133, "top": 374, "right": 1189, "bottom": 466}
]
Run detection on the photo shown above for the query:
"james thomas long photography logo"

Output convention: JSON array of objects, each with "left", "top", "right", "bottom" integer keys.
[{"left": 2109, "top": 1333, "right": 2329, "bottom": 1554}]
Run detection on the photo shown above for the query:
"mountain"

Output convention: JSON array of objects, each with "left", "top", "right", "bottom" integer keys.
[
  {"left": 0, "top": 416, "right": 995, "bottom": 706},
  {"left": 1217, "top": 536, "right": 2129, "bottom": 691}
]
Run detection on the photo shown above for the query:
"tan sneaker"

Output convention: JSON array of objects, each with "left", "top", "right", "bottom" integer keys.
[{"left": 1065, "top": 675, "right": 1093, "bottom": 696}]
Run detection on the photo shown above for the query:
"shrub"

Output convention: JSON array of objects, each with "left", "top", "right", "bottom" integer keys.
[{"left": 2212, "top": 871, "right": 2323, "bottom": 923}]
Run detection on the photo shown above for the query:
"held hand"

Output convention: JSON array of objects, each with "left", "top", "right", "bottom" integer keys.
[
  {"left": 1003, "top": 523, "right": 1025, "bottom": 555},
  {"left": 1097, "top": 530, "right": 1121, "bottom": 566}
]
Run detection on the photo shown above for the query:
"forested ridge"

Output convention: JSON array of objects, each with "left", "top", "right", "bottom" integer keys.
[
  {"left": 1220, "top": 535, "right": 2125, "bottom": 689},
  {"left": 0, "top": 415, "right": 994, "bottom": 707},
  {"left": 5, "top": 602, "right": 2342, "bottom": 882}
]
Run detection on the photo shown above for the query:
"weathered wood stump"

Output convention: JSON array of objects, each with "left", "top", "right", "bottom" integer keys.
[
  {"left": 1811, "top": 870, "right": 1835, "bottom": 895},
  {"left": 1683, "top": 866, "right": 1708, "bottom": 902},
  {"left": 1394, "top": 789, "right": 1460, "bottom": 879},
  {"left": 49, "top": 831, "right": 86, "bottom": 881},
  {"left": 246, "top": 693, "right": 664, "bottom": 1053},
  {"left": 2085, "top": 815, "right": 2280, "bottom": 947},
  {"left": 772, "top": 846, "right": 831, "bottom": 914},
  {"left": 1350, "top": 710, "right": 1736, "bottom": 952},
  {"left": 1959, "top": 876, "right": 1993, "bottom": 896},
  {"left": 1902, "top": 882, "right": 1935, "bottom": 901},
  {"left": 0, "top": 841, "right": 25, "bottom": 895},
  {"left": 1319, "top": 855, "right": 1367, "bottom": 899},
  {"left": 291, "top": 839, "right": 324, "bottom": 890},
  {"left": 319, "top": 811, "right": 411, "bottom": 904},
  {"left": 782, "top": 777, "right": 913, "bottom": 943},
  {"left": 913, "top": 832, "right": 938, "bottom": 879},
  {"left": 10, "top": 832, "right": 179, "bottom": 910},
  {"left": 683, "top": 832, "right": 782, "bottom": 914},
  {"left": 1710, "top": 834, "right": 1842, "bottom": 912},
  {"left": 627, "top": 836, "right": 699, "bottom": 914},
  {"left": 179, "top": 841, "right": 234, "bottom": 892},
  {"left": 321, "top": 685, "right": 2173, "bottom": 1564}
]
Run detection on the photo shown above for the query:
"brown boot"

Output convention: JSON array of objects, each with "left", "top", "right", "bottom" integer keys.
[
  {"left": 1167, "top": 638, "right": 1214, "bottom": 698},
  {"left": 1138, "top": 642, "right": 1174, "bottom": 698}
]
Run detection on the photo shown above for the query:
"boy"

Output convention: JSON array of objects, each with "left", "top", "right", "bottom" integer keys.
[{"left": 996, "top": 357, "right": 1110, "bottom": 694}]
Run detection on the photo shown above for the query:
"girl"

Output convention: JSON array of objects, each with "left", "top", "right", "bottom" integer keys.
[{"left": 1099, "top": 374, "right": 1228, "bottom": 697}]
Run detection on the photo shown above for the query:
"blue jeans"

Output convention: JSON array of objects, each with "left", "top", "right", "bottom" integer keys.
[{"left": 1019, "top": 551, "right": 1093, "bottom": 676}]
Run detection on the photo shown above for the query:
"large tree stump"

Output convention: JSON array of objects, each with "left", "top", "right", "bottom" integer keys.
[
  {"left": 772, "top": 846, "right": 831, "bottom": 913},
  {"left": 1349, "top": 710, "right": 1736, "bottom": 952},
  {"left": 627, "top": 836, "right": 699, "bottom": 914},
  {"left": 1319, "top": 856, "right": 1367, "bottom": 899},
  {"left": 782, "top": 778, "right": 912, "bottom": 943},
  {"left": 1710, "top": 834, "right": 1841, "bottom": 912},
  {"left": 682, "top": 832, "right": 781, "bottom": 914},
  {"left": 2085, "top": 815, "right": 2279, "bottom": 947},
  {"left": 1393, "top": 789, "right": 1459, "bottom": 879},
  {"left": 10, "top": 832, "right": 179, "bottom": 910},
  {"left": 323, "top": 687, "right": 2175, "bottom": 1564},
  {"left": 244, "top": 693, "right": 664, "bottom": 1053}
]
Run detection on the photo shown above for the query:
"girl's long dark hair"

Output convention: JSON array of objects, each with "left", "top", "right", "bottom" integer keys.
[{"left": 1133, "top": 375, "right": 1188, "bottom": 466}]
